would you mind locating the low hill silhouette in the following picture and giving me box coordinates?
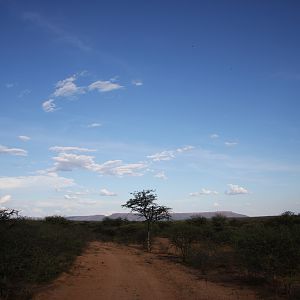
[67,211,247,221]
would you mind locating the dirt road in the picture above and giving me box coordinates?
[34,241,257,300]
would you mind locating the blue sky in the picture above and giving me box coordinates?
[0,0,299,217]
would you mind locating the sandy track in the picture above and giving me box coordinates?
[34,241,257,300]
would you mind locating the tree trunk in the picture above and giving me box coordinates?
[147,221,151,252]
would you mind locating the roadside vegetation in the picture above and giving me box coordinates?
[167,212,300,299]
[1,204,300,299]
[0,210,92,299]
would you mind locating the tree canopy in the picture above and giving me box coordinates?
[122,189,171,251]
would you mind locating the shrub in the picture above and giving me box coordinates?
[117,223,147,246]
[0,218,91,299]
[234,223,300,295]
[187,216,208,226]
[168,223,199,261]
[187,247,211,274]
[211,214,228,231]
[44,215,70,225]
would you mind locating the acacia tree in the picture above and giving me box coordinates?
[122,189,171,252]
[0,208,19,222]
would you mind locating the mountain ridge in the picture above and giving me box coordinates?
[67,211,247,221]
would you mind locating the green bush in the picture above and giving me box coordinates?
[168,223,200,261]
[234,222,300,295]
[187,216,208,226]
[186,247,211,274]
[0,218,91,299]
[44,215,70,225]
[117,223,147,246]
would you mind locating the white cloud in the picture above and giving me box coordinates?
[50,152,147,177]
[100,188,117,196]
[210,133,219,139]
[42,74,124,112]
[53,75,85,97]
[213,202,220,208]
[148,146,194,162]
[0,174,74,190]
[51,153,96,172]
[64,190,90,196]
[18,135,31,142]
[0,195,12,204]
[132,79,143,86]
[88,80,123,92]
[42,99,57,112]
[189,188,219,196]
[189,192,198,196]
[225,184,249,195]
[154,171,167,180]
[87,123,102,128]
[64,194,77,200]
[50,146,96,153]
[147,150,175,161]
[0,145,27,156]
[5,83,14,88]
[107,162,146,176]
[225,141,238,147]
[176,145,195,153]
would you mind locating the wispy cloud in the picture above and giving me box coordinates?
[210,133,219,139]
[87,123,102,128]
[100,188,117,196]
[147,150,175,161]
[176,145,194,153]
[23,12,91,52]
[5,83,14,88]
[42,99,57,112]
[48,152,147,177]
[18,135,31,142]
[49,146,96,153]
[0,174,74,190]
[0,194,11,205]
[106,162,146,177]
[0,145,27,156]
[132,79,143,86]
[154,171,167,180]
[88,80,123,92]
[64,194,78,200]
[225,184,249,195]
[189,188,218,196]
[147,145,194,161]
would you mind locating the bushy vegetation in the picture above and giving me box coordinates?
[233,213,300,297]
[1,208,300,299]
[166,212,300,299]
[0,210,92,300]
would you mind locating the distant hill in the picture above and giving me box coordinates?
[67,211,247,221]
[67,214,106,221]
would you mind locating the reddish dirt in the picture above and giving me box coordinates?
[34,241,258,300]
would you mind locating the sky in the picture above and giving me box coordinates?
[0,0,300,217]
